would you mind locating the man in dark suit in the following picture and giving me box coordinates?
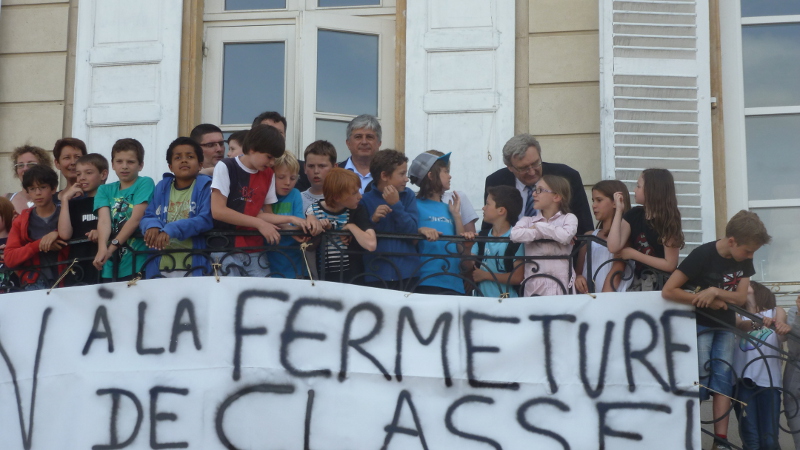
[338,114,382,193]
[483,134,593,234]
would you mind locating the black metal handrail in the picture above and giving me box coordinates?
[3,229,800,447]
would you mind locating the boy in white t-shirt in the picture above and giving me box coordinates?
[301,140,337,212]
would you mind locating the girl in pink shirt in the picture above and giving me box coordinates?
[510,175,578,296]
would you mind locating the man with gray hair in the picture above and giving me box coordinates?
[482,134,592,234]
[338,114,382,193]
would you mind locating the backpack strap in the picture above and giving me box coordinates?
[478,229,520,274]
[502,241,522,274]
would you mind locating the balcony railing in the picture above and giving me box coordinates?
[1,230,799,448]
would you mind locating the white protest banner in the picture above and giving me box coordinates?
[0,278,700,449]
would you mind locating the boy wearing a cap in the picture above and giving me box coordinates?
[410,150,467,295]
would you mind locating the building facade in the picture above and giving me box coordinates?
[0,0,797,285]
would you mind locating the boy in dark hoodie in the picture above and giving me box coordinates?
[140,137,213,278]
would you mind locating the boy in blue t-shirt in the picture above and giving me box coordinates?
[140,137,213,278]
[93,139,155,281]
[467,185,525,297]
[267,151,313,278]
[359,150,419,290]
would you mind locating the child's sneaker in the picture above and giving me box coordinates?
[711,439,734,450]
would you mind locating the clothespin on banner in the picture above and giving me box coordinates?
[127,273,142,287]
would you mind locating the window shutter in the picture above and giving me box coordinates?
[72,0,183,181]
[600,0,715,255]
[405,0,515,208]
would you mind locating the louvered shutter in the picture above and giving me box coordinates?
[72,0,183,181]
[600,0,715,255]
[405,0,515,209]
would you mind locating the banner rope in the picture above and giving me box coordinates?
[47,258,78,295]
[212,261,221,283]
[693,382,746,406]
[300,243,315,286]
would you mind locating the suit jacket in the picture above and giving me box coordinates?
[482,162,593,235]
[295,159,311,192]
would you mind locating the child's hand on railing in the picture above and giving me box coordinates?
[575,274,588,294]
[419,227,442,242]
[39,231,67,252]
[775,320,792,335]
[305,215,324,236]
[692,287,720,308]
[85,230,99,243]
[461,231,476,240]
[144,228,161,249]
[257,222,281,245]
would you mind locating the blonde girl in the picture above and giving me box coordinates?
[575,180,633,293]
[510,174,578,296]
[607,168,684,290]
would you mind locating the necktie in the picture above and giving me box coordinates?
[525,185,537,217]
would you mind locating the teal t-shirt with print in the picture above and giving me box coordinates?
[94,176,155,278]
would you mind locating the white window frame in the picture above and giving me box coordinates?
[202,24,298,149]
[202,4,395,158]
[299,12,395,155]
[720,0,800,214]
[304,0,395,14]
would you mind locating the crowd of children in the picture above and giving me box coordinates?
[0,123,796,448]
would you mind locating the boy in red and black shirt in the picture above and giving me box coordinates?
[5,165,69,290]
[210,124,309,277]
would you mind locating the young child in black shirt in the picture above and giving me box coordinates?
[607,168,684,290]
[58,153,108,285]
[662,210,771,449]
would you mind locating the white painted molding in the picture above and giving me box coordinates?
[405,0,515,209]
[72,0,184,182]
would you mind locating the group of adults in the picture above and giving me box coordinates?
[7,110,593,234]
[189,111,382,194]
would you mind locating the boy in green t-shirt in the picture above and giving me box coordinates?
[93,138,155,281]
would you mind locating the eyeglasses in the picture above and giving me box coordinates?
[200,141,225,149]
[512,160,542,174]
[533,186,555,195]
[14,162,38,170]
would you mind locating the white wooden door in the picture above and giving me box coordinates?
[600,0,715,256]
[405,0,515,209]
[72,0,184,182]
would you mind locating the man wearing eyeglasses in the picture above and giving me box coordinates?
[190,123,226,171]
[482,134,593,234]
